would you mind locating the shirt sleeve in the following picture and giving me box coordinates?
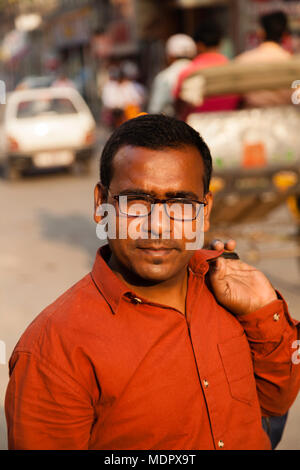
[148,75,171,114]
[237,292,300,417]
[173,69,186,99]
[5,350,95,450]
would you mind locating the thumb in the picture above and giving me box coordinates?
[209,256,226,277]
[209,257,228,294]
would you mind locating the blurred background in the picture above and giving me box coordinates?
[1,0,300,450]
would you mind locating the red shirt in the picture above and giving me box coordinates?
[174,52,240,118]
[5,246,300,450]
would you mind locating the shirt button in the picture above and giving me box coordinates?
[203,379,209,388]
[218,440,224,448]
[273,313,280,321]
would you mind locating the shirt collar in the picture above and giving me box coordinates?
[91,244,132,314]
[188,248,224,275]
[91,244,224,314]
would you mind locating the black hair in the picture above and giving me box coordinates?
[193,20,223,48]
[100,114,212,195]
[260,11,288,43]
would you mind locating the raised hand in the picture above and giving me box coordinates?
[208,239,277,316]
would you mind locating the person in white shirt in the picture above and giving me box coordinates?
[148,34,197,116]
[101,63,146,128]
[101,64,146,110]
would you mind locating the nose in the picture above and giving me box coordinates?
[147,203,171,239]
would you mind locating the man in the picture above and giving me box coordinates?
[235,11,292,107]
[101,63,146,129]
[148,34,197,115]
[5,114,300,450]
[173,21,240,119]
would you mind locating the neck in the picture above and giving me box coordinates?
[198,46,219,55]
[109,254,189,314]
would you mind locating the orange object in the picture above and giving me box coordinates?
[272,171,298,192]
[5,246,300,450]
[136,112,148,117]
[7,135,19,152]
[242,141,266,168]
[124,104,142,120]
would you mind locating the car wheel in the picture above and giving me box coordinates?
[2,161,21,181]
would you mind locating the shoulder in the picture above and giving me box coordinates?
[152,68,171,86]
[235,44,291,63]
[12,272,113,357]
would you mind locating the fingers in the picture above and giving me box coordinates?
[210,238,236,252]
[224,239,236,251]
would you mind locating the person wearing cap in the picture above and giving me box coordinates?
[148,34,197,115]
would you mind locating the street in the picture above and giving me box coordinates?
[0,145,300,450]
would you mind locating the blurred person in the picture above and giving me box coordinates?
[100,65,124,128]
[96,62,110,99]
[235,11,292,107]
[101,63,146,129]
[173,20,240,120]
[148,34,197,115]
[121,60,147,119]
[52,68,77,89]
[5,114,300,450]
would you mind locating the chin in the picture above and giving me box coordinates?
[131,262,180,283]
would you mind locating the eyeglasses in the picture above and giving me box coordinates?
[108,192,207,221]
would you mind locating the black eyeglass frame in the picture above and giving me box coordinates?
[107,191,208,221]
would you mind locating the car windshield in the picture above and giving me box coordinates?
[16,97,78,118]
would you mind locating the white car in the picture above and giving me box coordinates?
[0,86,96,180]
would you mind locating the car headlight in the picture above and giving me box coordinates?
[84,129,95,145]
[7,135,19,152]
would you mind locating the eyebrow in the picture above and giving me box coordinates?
[117,189,200,200]
[118,189,156,197]
[165,191,200,200]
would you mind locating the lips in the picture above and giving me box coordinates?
[136,244,178,258]
[138,246,174,251]
[136,241,179,251]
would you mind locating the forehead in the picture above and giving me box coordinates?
[110,145,205,195]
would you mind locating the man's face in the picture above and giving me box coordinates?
[94,145,213,283]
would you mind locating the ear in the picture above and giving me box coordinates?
[94,183,108,223]
[203,191,213,233]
